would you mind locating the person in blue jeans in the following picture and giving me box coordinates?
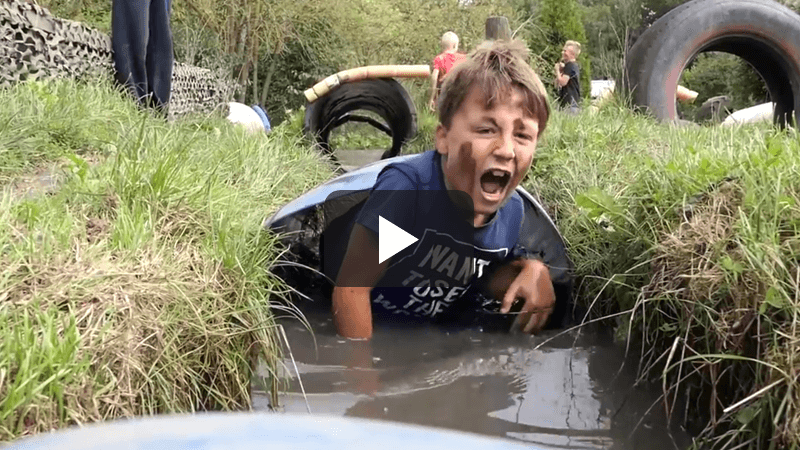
[112,0,173,112]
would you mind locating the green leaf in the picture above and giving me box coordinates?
[763,286,788,311]
[66,153,89,182]
[659,322,677,333]
[777,195,795,209]
[720,255,744,276]
[575,187,622,219]
[736,404,758,425]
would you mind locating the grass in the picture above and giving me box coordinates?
[529,98,799,449]
[2,74,799,449]
[0,77,332,441]
[0,80,131,185]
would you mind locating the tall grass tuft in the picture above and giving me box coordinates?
[530,101,799,449]
[0,78,332,441]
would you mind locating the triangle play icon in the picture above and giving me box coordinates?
[378,215,419,264]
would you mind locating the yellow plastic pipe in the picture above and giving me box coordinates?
[304,65,431,103]
[676,85,699,103]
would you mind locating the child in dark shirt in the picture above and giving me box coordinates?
[333,39,554,340]
[554,40,582,114]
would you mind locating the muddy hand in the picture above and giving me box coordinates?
[500,259,555,334]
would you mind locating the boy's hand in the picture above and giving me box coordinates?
[500,259,555,334]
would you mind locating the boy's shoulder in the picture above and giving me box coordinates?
[377,150,443,190]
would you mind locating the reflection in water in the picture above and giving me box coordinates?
[252,312,691,450]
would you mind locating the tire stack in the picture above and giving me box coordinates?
[168,62,238,119]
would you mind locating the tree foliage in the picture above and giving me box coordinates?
[38,0,782,123]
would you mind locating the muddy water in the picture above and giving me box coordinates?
[252,311,692,450]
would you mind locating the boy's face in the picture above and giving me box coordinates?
[435,86,539,227]
[561,45,575,62]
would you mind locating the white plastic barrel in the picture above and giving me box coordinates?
[721,102,775,126]
[227,102,270,134]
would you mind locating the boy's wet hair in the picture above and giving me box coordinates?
[437,39,549,137]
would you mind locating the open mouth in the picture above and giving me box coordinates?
[479,169,511,198]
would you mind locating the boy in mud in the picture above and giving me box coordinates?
[333,39,556,340]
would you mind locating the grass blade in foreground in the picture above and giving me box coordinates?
[529,102,799,449]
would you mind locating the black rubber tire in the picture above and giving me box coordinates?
[303,78,418,161]
[620,0,697,110]
[623,0,800,127]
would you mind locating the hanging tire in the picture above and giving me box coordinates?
[623,0,800,127]
[303,78,418,161]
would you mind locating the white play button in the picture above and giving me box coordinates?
[378,215,418,264]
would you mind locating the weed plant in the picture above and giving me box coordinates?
[532,99,799,449]
[0,78,331,441]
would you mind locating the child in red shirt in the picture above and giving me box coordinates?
[428,32,467,111]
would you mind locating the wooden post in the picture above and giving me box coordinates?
[485,16,510,41]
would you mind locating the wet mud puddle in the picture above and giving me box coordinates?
[252,312,692,450]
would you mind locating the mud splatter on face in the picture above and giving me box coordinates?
[458,141,477,183]
[457,141,478,222]
[439,86,539,227]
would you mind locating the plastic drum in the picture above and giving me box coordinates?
[251,104,272,132]
[7,412,537,450]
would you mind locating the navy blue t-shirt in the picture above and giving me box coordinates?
[355,150,526,321]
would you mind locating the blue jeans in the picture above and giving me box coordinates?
[112,0,174,111]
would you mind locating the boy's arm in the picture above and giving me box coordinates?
[332,223,389,339]
[428,68,440,111]
[555,62,578,88]
[500,258,555,334]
